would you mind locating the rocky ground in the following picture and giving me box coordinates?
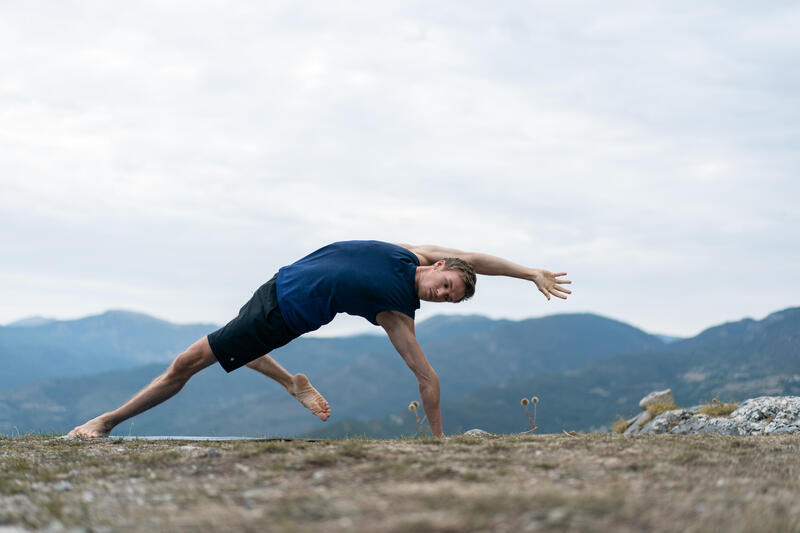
[1,433,799,532]
[624,394,800,436]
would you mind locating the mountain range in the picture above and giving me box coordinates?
[1,307,797,437]
[0,310,216,390]
[309,308,800,437]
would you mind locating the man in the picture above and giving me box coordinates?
[69,241,571,438]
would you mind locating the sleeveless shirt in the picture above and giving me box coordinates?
[275,241,420,335]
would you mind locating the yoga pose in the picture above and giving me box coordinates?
[69,241,571,438]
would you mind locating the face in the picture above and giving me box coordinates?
[419,263,467,303]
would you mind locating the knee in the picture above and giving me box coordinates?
[167,338,215,381]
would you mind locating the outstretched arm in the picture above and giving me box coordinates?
[397,243,572,301]
[376,310,443,437]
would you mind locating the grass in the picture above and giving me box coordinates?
[646,401,679,419]
[1,433,799,532]
[696,398,739,417]
[611,415,632,434]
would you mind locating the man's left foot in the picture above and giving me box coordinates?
[289,374,330,421]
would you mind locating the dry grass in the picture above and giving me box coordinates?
[646,401,679,419]
[1,433,799,532]
[611,415,632,434]
[696,398,739,417]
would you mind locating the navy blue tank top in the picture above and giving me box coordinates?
[275,241,420,335]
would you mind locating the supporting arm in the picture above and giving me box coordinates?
[377,311,443,437]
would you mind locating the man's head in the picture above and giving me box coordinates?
[417,257,476,303]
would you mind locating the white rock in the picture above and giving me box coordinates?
[53,481,73,492]
[464,429,491,437]
[631,395,800,435]
[623,411,651,435]
[639,389,675,410]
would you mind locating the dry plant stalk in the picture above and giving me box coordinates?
[520,396,539,433]
[408,401,429,437]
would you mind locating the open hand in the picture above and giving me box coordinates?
[530,269,572,301]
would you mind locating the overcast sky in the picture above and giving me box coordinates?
[1,1,798,338]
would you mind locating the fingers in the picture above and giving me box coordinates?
[551,285,572,296]
[553,274,571,284]
[543,283,572,300]
[538,287,550,300]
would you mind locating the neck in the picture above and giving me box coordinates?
[414,265,432,292]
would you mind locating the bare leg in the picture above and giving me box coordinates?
[68,337,217,437]
[246,354,330,421]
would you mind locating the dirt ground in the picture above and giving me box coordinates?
[1,433,799,532]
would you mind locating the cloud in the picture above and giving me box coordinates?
[1,2,798,337]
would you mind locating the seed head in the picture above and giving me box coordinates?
[520,398,529,406]
[531,396,539,404]
[408,402,417,411]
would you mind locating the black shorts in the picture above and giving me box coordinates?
[207,274,299,373]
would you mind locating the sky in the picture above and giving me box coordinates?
[1,1,798,338]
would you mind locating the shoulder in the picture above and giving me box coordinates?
[393,243,429,266]
[375,310,415,331]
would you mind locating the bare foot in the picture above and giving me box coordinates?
[289,374,330,421]
[67,416,112,438]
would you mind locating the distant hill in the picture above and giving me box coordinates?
[0,312,664,436]
[309,308,800,438]
[5,316,57,327]
[0,310,218,390]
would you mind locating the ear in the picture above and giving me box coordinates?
[433,259,446,269]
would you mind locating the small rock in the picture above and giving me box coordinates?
[43,521,65,532]
[464,428,491,437]
[546,507,569,525]
[623,411,651,435]
[151,494,174,504]
[639,389,674,410]
[639,409,689,434]
[53,481,73,492]
[312,471,326,481]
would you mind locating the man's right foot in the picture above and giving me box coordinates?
[68,416,112,438]
[289,374,331,421]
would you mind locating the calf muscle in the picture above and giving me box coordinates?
[68,337,216,437]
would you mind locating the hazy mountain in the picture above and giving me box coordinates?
[0,310,218,390]
[5,316,57,327]
[309,307,800,438]
[0,312,664,436]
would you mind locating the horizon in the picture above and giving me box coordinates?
[3,304,796,340]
